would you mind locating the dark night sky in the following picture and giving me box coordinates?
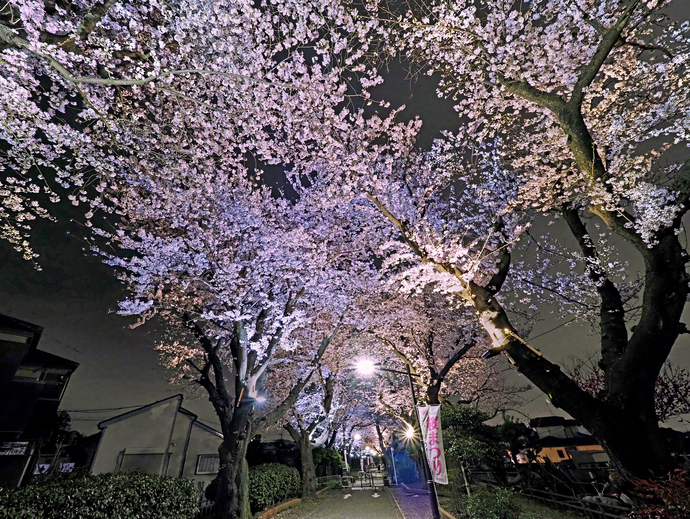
[2,57,690,436]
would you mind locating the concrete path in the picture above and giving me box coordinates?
[273,487,436,519]
[276,487,403,519]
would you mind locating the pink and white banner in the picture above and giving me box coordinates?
[417,405,448,484]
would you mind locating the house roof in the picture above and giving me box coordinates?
[98,394,184,429]
[192,420,223,438]
[97,394,223,438]
[0,314,43,339]
[0,313,78,372]
[25,349,79,371]
[536,435,602,448]
[0,313,43,364]
[529,416,583,428]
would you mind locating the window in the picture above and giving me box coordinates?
[197,455,220,475]
[0,332,30,343]
[14,367,42,381]
[557,449,566,459]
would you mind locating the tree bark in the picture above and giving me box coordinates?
[469,276,676,478]
[285,424,318,502]
[375,424,388,472]
[215,407,253,519]
[299,436,318,501]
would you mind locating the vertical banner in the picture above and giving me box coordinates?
[417,405,448,484]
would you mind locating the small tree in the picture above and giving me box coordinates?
[442,405,510,485]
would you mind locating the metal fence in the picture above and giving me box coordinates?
[316,475,342,489]
[520,487,632,519]
[196,498,215,518]
[469,469,633,519]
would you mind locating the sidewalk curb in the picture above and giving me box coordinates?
[258,498,302,519]
[257,487,331,519]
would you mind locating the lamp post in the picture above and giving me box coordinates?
[356,360,441,519]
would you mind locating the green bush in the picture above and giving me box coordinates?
[466,488,522,519]
[0,471,198,519]
[313,447,344,477]
[248,463,301,513]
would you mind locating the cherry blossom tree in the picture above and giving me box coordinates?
[292,0,690,478]
[0,0,404,263]
[270,330,354,501]
[355,288,528,411]
[0,3,411,514]
[96,165,379,519]
[282,374,336,501]
[7,0,690,485]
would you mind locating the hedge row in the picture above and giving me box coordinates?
[248,463,301,513]
[0,471,198,519]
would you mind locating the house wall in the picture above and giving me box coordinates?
[575,444,605,452]
[182,421,222,495]
[166,412,194,478]
[91,398,180,476]
[537,446,572,463]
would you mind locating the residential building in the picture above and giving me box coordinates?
[528,435,608,465]
[512,416,610,479]
[529,416,590,440]
[0,314,78,488]
[91,394,222,493]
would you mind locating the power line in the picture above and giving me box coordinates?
[527,317,578,342]
[62,405,145,413]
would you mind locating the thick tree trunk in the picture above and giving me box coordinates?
[581,393,672,478]
[299,436,317,501]
[375,424,388,472]
[216,413,252,519]
[468,277,677,478]
[427,383,440,406]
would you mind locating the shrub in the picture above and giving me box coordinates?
[248,463,301,513]
[465,488,522,519]
[313,447,344,477]
[631,469,690,518]
[0,471,198,519]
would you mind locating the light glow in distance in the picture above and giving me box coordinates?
[355,359,376,376]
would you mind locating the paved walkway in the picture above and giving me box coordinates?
[273,487,436,519]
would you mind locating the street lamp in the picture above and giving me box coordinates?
[355,360,442,519]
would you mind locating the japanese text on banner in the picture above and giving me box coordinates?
[417,405,448,484]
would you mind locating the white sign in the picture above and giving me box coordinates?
[0,442,32,456]
[417,406,448,484]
